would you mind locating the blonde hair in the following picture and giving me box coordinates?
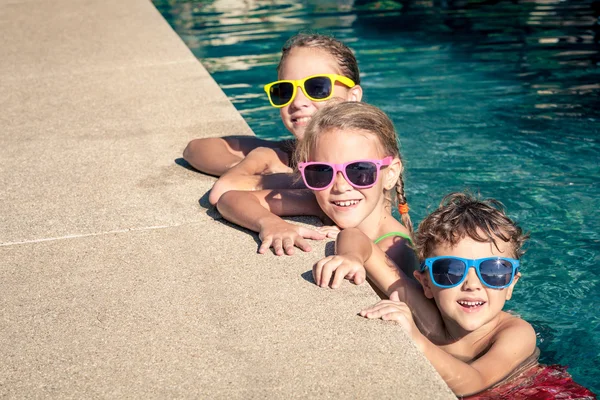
[295,101,412,233]
[277,32,360,84]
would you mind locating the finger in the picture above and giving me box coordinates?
[381,311,409,322]
[272,238,284,256]
[326,230,339,239]
[298,227,326,240]
[320,259,341,288]
[317,225,340,232]
[330,264,349,289]
[361,306,396,319]
[315,226,339,235]
[258,236,272,254]
[390,290,400,302]
[313,258,328,286]
[282,237,295,255]
[359,301,401,317]
[353,268,366,285]
[365,304,410,320]
[294,236,312,253]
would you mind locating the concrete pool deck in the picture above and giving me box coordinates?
[0,0,454,398]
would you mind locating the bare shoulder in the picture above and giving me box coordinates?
[493,312,537,348]
[374,220,416,278]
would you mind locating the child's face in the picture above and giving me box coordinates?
[278,47,362,139]
[415,234,520,334]
[309,129,399,231]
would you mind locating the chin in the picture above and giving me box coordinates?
[330,216,362,230]
[291,127,306,139]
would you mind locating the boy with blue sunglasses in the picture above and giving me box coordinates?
[351,192,593,397]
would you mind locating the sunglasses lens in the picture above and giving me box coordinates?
[304,76,332,99]
[479,259,514,287]
[431,259,466,287]
[303,164,334,189]
[345,162,378,187]
[269,82,294,106]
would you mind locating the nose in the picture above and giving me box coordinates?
[331,171,352,192]
[461,267,483,291]
[289,85,311,109]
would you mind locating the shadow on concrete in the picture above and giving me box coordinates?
[197,191,223,220]
[301,270,315,285]
[174,157,197,172]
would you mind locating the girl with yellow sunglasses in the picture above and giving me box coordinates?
[183,33,363,207]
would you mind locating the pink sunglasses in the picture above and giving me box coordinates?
[298,156,393,190]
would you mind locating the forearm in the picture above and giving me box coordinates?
[184,136,286,176]
[216,190,285,233]
[208,147,299,205]
[335,228,373,262]
[262,189,322,217]
[417,337,489,396]
[217,189,321,231]
[346,233,443,333]
[183,138,243,176]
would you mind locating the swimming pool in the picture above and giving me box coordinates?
[154,0,600,393]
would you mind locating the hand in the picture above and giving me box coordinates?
[359,291,418,336]
[259,220,326,256]
[312,254,366,289]
[315,225,340,239]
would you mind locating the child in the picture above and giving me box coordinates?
[217,101,418,281]
[182,32,363,205]
[356,192,595,398]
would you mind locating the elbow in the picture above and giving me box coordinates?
[208,178,230,206]
[208,187,224,206]
[215,190,237,216]
[182,139,200,165]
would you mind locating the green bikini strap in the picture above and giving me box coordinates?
[373,231,413,245]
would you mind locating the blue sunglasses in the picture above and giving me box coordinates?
[420,256,520,289]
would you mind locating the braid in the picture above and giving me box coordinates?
[395,172,413,235]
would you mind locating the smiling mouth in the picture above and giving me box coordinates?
[332,200,360,207]
[292,116,311,125]
[457,300,486,309]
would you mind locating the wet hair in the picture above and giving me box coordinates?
[414,192,529,261]
[276,32,360,84]
[295,101,412,233]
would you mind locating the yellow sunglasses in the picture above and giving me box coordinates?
[263,74,356,108]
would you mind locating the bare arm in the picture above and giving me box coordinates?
[183,136,287,177]
[416,318,537,396]
[208,147,303,205]
[216,189,326,255]
[337,228,442,335]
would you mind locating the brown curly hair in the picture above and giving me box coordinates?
[414,192,529,261]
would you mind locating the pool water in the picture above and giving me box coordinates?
[154,0,600,393]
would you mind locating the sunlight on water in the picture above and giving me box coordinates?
[155,0,600,392]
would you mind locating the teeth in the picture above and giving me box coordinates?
[334,200,359,207]
[458,300,485,307]
[295,117,311,123]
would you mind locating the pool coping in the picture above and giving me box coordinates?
[0,0,455,398]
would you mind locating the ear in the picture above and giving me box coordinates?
[505,272,521,300]
[413,270,435,299]
[383,157,402,191]
[347,84,363,102]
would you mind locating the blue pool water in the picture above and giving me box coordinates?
[154,0,600,392]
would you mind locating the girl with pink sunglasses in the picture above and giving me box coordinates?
[217,101,418,286]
